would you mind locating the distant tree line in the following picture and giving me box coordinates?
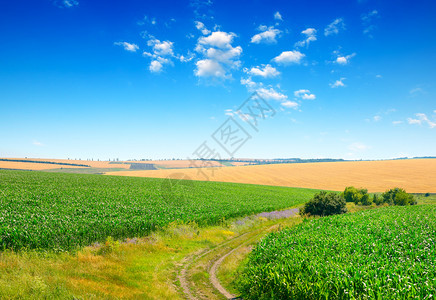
[0,159,90,168]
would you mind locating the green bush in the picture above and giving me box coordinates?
[382,188,417,206]
[301,191,347,216]
[343,186,368,204]
[373,194,383,205]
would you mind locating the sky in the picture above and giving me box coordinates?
[0,0,435,160]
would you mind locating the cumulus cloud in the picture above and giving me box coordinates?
[195,31,242,79]
[294,89,316,100]
[281,100,299,109]
[240,77,258,89]
[147,38,174,56]
[149,60,163,72]
[251,26,281,44]
[142,36,176,73]
[274,11,283,21]
[324,18,345,36]
[114,42,139,52]
[257,87,288,101]
[195,21,211,35]
[330,78,346,88]
[295,28,317,48]
[407,113,436,128]
[273,50,305,65]
[239,77,295,109]
[245,64,280,78]
[392,121,403,125]
[335,53,356,65]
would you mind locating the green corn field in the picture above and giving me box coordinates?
[0,170,318,251]
[238,204,436,299]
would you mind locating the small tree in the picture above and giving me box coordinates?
[301,191,347,217]
[382,188,417,206]
[360,193,373,206]
[373,194,383,205]
[343,186,369,205]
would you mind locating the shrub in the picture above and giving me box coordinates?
[425,192,430,197]
[382,188,417,206]
[301,191,347,216]
[343,186,368,204]
[360,193,373,206]
[373,194,383,205]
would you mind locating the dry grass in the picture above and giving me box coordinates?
[0,161,88,171]
[106,159,436,193]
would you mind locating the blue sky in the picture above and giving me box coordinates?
[0,0,435,160]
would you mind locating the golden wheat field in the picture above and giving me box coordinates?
[106,159,436,193]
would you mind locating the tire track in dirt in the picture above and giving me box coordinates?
[177,232,250,299]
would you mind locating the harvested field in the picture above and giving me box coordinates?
[106,159,436,193]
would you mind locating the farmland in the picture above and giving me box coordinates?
[0,170,318,251]
[238,205,436,299]
[107,158,436,193]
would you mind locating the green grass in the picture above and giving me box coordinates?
[238,205,436,299]
[0,170,319,251]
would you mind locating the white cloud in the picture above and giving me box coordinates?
[178,52,195,62]
[240,77,258,89]
[195,31,242,79]
[361,10,379,37]
[273,50,305,65]
[54,0,78,8]
[143,36,176,73]
[335,53,356,65]
[294,89,316,100]
[281,100,299,109]
[274,11,283,21]
[257,87,288,101]
[376,74,382,78]
[392,121,403,125]
[245,64,280,78]
[330,78,346,88]
[137,15,157,26]
[348,142,369,152]
[149,60,163,73]
[295,28,317,48]
[407,113,436,128]
[114,42,139,52]
[195,21,211,35]
[373,115,381,122]
[324,18,345,36]
[251,26,281,44]
[147,39,174,56]
[198,31,235,48]
[195,59,226,78]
